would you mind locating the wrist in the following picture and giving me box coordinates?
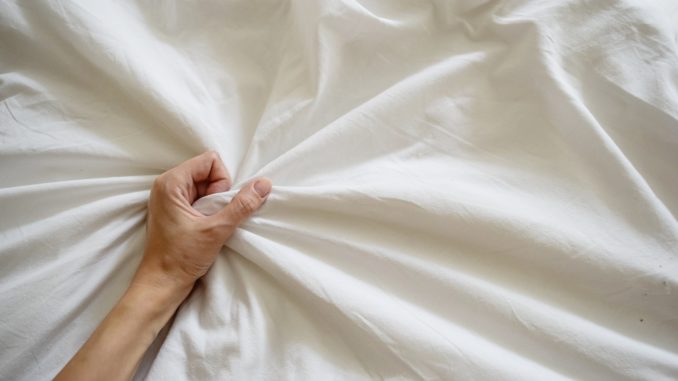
[123,277,189,330]
[129,270,193,309]
[134,247,198,299]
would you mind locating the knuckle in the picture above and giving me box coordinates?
[202,223,223,240]
[205,150,219,161]
[234,195,258,215]
[152,174,171,193]
[152,175,165,192]
[213,218,236,237]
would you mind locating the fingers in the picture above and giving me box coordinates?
[181,151,232,196]
[210,178,272,235]
[160,151,231,204]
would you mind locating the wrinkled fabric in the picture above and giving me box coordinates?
[1,1,678,380]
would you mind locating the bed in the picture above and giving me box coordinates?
[1,0,677,380]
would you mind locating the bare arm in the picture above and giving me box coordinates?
[55,151,272,381]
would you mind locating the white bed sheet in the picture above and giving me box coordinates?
[1,1,678,380]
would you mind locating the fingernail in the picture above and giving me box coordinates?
[253,179,272,197]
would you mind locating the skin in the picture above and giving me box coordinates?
[55,151,272,381]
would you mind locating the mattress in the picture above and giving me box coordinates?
[1,1,677,380]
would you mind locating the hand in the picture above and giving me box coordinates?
[55,151,271,381]
[134,150,272,297]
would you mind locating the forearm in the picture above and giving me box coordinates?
[55,277,188,381]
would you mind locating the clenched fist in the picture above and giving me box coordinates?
[135,150,272,295]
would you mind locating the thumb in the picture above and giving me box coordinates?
[214,178,272,231]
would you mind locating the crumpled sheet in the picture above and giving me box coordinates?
[1,0,678,380]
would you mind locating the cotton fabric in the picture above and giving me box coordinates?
[1,1,677,380]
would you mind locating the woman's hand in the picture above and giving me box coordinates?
[135,150,272,298]
[55,151,271,381]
